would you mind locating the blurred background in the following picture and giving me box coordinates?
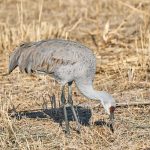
[0,0,149,52]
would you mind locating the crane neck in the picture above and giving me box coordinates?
[75,80,116,115]
[75,81,108,103]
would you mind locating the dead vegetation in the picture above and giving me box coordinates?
[0,0,150,149]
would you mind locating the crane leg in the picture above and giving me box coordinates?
[61,86,70,134]
[68,82,80,133]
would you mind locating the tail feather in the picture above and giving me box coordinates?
[8,47,21,74]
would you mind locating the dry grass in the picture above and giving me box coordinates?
[0,0,150,149]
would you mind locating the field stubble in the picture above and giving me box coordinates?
[0,0,150,149]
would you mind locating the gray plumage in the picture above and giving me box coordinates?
[9,39,116,133]
[9,39,95,85]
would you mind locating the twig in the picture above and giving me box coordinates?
[116,102,150,107]
[92,102,150,109]
[1,73,10,76]
[90,34,98,48]
[116,0,150,17]
[109,2,144,36]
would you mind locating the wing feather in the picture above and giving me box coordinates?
[17,47,77,74]
[34,54,77,74]
[9,39,86,75]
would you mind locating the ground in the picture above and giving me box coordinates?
[0,0,150,149]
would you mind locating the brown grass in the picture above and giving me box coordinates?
[0,0,150,149]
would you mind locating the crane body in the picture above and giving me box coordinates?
[9,39,116,133]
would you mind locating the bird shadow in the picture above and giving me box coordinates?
[11,106,112,132]
[94,120,114,133]
[13,106,92,126]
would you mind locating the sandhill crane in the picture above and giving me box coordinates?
[8,39,116,134]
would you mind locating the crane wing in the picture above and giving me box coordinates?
[16,41,77,74]
[9,39,91,75]
[34,53,76,74]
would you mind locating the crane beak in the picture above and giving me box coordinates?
[109,106,115,133]
[109,112,114,122]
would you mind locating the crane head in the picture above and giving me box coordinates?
[102,99,116,133]
[99,92,116,127]
[109,106,115,122]
[103,103,116,122]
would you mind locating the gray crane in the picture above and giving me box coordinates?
[8,39,116,134]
